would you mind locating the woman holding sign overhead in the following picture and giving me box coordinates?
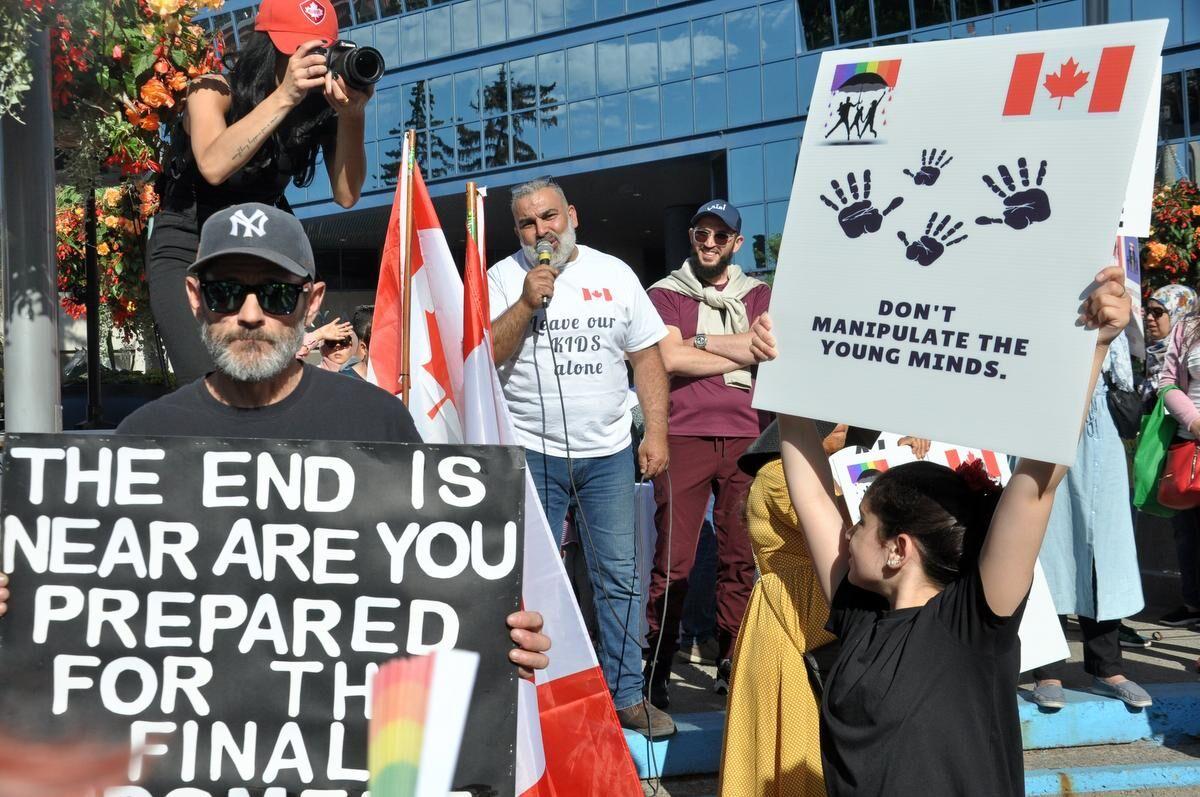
[747,265,1130,797]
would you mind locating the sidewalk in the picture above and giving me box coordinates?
[639,609,1200,796]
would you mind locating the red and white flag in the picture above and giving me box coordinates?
[1002,45,1135,117]
[368,134,463,443]
[372,159,642,794]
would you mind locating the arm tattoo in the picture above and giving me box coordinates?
[231,112,283,163]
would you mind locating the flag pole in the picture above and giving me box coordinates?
[400,129,417,405]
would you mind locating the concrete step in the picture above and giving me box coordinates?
[626,683,1200,780]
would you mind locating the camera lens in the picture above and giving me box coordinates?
[332,45,385,91]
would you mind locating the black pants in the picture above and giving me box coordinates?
[1031,565,1122,680]
[1172,506,1200,607]
[147,211,213,385]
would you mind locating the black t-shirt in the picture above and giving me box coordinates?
[117,364,421,443]
[821,570,1026,797]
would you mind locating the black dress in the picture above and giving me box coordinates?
[820,570,1027,797]
[147,92,335,385]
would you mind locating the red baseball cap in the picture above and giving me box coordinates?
[254,0,339,55]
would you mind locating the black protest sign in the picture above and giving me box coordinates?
[0,433,524,797]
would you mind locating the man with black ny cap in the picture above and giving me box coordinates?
[118,202,551,675]
[643,200,772,706]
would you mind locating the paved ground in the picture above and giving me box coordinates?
[639,607,1200,796]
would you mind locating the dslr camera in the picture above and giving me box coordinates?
[314,40,385,92]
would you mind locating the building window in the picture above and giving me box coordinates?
[874,0,911,36]
[913,0,951,28]
[799,0,834,50]
[836,0,871,44]
[955,0,995,19]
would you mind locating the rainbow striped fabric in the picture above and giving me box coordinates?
[831,59,902,91]
[847,460,890,484]
[369,655,433,797]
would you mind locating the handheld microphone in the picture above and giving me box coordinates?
[536,239,555,308]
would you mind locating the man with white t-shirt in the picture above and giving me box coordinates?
[488,177,675,737]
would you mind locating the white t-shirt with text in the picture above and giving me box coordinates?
[487,244,667,458]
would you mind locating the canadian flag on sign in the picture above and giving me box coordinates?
[582,288,613,302]
[1002,45,1135,117]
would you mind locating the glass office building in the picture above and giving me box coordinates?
[200,0,1200,286]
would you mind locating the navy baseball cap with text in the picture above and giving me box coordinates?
[188,203,317,281]
[690,200,741,232]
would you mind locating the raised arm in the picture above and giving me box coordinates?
[751,314,848,601]
[978,264,1131,617]
[187,41,329,186]
[321,75,373,208]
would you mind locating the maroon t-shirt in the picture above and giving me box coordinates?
[649,282,773,438]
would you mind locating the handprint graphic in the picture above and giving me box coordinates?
[903,148,953,186]
[819,169,904,239]
[897,212,968,266]
[975,158,1051,230]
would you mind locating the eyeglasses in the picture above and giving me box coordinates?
[199,280,310,316]
[1146,306,1168,319]
[692,228,736,246]
[322,337,352,348]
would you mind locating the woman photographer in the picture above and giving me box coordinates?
[149,0,372,384]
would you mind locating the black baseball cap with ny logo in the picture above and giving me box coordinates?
[188,202,317,281]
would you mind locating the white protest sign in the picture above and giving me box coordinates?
[754,21,1166,465]
[1118,56,1162,238]
[829,445,1067,672]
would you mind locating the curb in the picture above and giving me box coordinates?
[626,683,1200,779]
[1024,761,1200,794]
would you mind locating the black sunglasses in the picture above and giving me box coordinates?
[200,280,311,316]
[692,228,736,246]
[1146,306,1168,319]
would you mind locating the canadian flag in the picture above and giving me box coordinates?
[582,288,613,302]
[368,137,463,443]
[373,141,642,795]
[1002,45,1135,116]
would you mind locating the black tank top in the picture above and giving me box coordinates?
[157,90,335,227]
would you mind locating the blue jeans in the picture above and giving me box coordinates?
[526,446,643,710]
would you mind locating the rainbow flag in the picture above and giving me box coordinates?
[369,649,479,797]
[848,460,890,484]
[369,655,432,797]
[831,59,902,91]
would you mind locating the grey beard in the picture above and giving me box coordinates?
[688,253,730,284]
[200,321,306,383]
[523,223,577,270]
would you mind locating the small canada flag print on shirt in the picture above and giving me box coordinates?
[300,0,327,25]
[1002,45,1135,118]
[582,288,613,302]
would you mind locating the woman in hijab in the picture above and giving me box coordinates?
[1143,284,1197,407]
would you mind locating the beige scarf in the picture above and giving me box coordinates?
[651,260,764,389]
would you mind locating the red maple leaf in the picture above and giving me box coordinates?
[1043,57,1089,110]
[421,310,456,420]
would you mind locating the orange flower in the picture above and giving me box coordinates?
[139,77,173,109]
[104,215,121,228]
[101,187,122,207]
[125,105,161,131]
[96,242,110,256]
[168,71,188,92]
[154,58,171,75]
[1191,204,1200,216]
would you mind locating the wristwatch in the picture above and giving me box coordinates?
[693,334,708,350]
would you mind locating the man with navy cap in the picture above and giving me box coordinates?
[117,202,551,675]
[643,199,771,706]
